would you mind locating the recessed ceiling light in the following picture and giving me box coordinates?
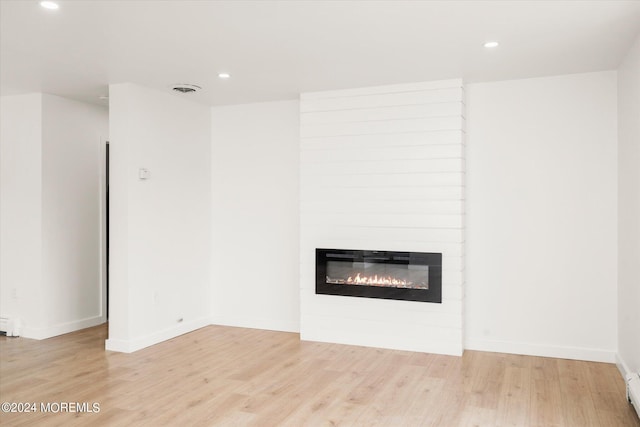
[40,1,59,10]
[218,73,231,79]
[484,41,499,48]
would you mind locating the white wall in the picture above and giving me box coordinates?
[300,80,466,356]
[0,93,108,338]
[466,71,618,362]
[0,94,43,334]
[106,83,212,352]
[617,34,640,375]
[210,100,300,332]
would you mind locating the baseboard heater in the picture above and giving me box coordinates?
[628,373,640,419]
[0,317,21,337]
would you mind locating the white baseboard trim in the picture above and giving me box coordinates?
[21,315,106,340]
[105,317,210,353]
[104,337,132,353]
[465,338,616,363]
[617,353,633,378]
[210,315,299,334]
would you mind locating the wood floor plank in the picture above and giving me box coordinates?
[495,365,531,426]
[530,356,564,427]
[1,324,638,427]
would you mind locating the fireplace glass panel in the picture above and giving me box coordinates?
[325,260,428,289]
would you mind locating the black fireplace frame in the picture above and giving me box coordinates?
[316,248,442,303]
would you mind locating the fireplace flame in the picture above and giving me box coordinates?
[347,273,408,286]
[325,273,427,289]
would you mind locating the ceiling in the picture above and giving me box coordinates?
[1,0,639,107]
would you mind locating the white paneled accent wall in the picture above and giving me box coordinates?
[300,80,465,356]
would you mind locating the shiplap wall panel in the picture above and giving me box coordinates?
[300,79,465,356]
[301,79,463,99]
[302,184,464,201]
[301,117,463,138]
[301,88,463,112]
[301,102,463,125]
[302,308,464,330]
[301,226,464,244]
[302,130,463,150]
[302,172,464,188]
[303,158,464,175]
[302,213,464,229]
[301,144,463,162]
[300,225,465,241]
[301,199,464,215]
[300,290,464,316]
[306,315,463,340]
[302,305,464,328]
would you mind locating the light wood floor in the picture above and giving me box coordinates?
[1,324,638,427]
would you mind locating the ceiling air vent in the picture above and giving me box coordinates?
[172,84,201,94]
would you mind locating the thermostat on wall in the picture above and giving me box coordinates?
[139,168,150,180]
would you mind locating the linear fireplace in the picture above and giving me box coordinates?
[316,249,442,303]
